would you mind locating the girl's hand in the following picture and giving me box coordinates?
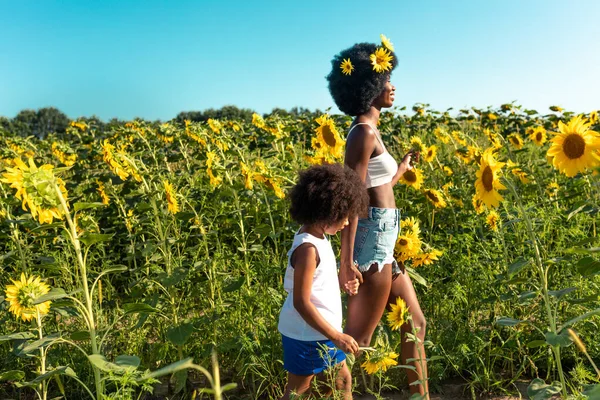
[333,333,359,354]
[344,278,360,296]
[339,262,363,295]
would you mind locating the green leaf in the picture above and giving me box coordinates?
[115,355,141,369]
[87,354,127,373]
[577,257,600,276]
[221,382,238,392]
[79,233,113,246]
[406,267,428,287]
[559,307,600,332]
[138,358,195,381]
[545,331,572,347]
[74,202,106,212]
[170,369,187,394]
[518,291,537,303]
[507,258,529,277]
[166,322,194,346]
[223,276,245,293]
[0,332,35,342]
[33,288,68,304]
[15,366,76,388]
[495,317,523,326]
[70,331,91,341]
[527,378,562,400]
[123,303,158,315]
[548,287,576,299]
[526,340,547,348]
[0,370,25,381]
[582,384,600,399]
[567,202,594,220]
[17,334,61,355]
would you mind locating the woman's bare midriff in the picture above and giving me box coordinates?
[367,184,396,209]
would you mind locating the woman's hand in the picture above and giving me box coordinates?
[332,332,359,354]
[398,150,419,175]
[339,262,363,295]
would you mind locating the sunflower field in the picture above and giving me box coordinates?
[1,104,599,399]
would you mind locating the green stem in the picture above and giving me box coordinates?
[505,179,567,398]
[36,311,47,400]
[54,184,103,397]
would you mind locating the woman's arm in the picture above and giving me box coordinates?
[339,125,376,289]
[292,244,359,354]
[390,151,414,186]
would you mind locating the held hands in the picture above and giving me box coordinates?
[333,332,360,355]
[339,262,363,296]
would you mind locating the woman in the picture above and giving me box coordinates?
[326,40,429,398]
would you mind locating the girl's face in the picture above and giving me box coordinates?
[372,77,396,109]
[324,217,349,235]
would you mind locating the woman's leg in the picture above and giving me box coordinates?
[389,271,429,398]
[345,263,392,347]
[280,373,314,400]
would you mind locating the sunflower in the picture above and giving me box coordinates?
[412,249,443,267]
[263,177,286,199]
[486,210,500,232]
[508,134,524,150]
[1,157,69,224]
[340,58,354,76]
[5,273,52,322]
[387,297,409,330]
[423,188,447,208]
[312,114,345,159]
[424,145,437,163]
[400,217,421,236]
[590,110,598,124]
[487,113,498,121]
[546,182,559,198]
[529,127,547,146]
[550,105,564,113]
[399,167,424,190]
[484,128,503,150]
[474,148,506,208]
[163,180,180,214]
[546,115,600,177]
[409,136,426,153]
[207,118,222,134]
[361,350,398,374]
[380,34,395,52]
[369,47,393,73]
[434,127,451,144]
[451,131,467,146]
[472,195,485,214]
[252,113,266,129]
[240,161,254,190]
[511,168,531,184]
[394,232,422,262]
[443,166,453,176]
[207,168,222,187]
[96,181,110,205]
[468,145,482,164]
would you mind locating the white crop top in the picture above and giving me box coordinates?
[348,123,398,188]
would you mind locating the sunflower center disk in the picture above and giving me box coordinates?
[403,170,416,183]
[562,134,585,159]
[482,166,494,191]
[322,126,337,147]
[426,191,439,202]
[536,133,542,141]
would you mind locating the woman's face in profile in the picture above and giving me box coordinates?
[373,77,396,109]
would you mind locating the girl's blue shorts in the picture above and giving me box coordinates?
[281,334,346,376]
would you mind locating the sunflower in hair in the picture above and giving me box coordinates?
[370,47,393,73]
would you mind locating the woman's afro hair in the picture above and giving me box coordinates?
[326,42,398,116]
[289,163,369,226]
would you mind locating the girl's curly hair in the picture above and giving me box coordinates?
[289,163,369,226]
[326,42,398,116]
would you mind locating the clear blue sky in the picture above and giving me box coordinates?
[1,0,598,121]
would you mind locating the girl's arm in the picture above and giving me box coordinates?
[292,243,359,354]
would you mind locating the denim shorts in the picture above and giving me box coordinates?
[281,335,346,376]
[354,207,401,275]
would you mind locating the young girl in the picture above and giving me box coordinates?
[278,163,369,400]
